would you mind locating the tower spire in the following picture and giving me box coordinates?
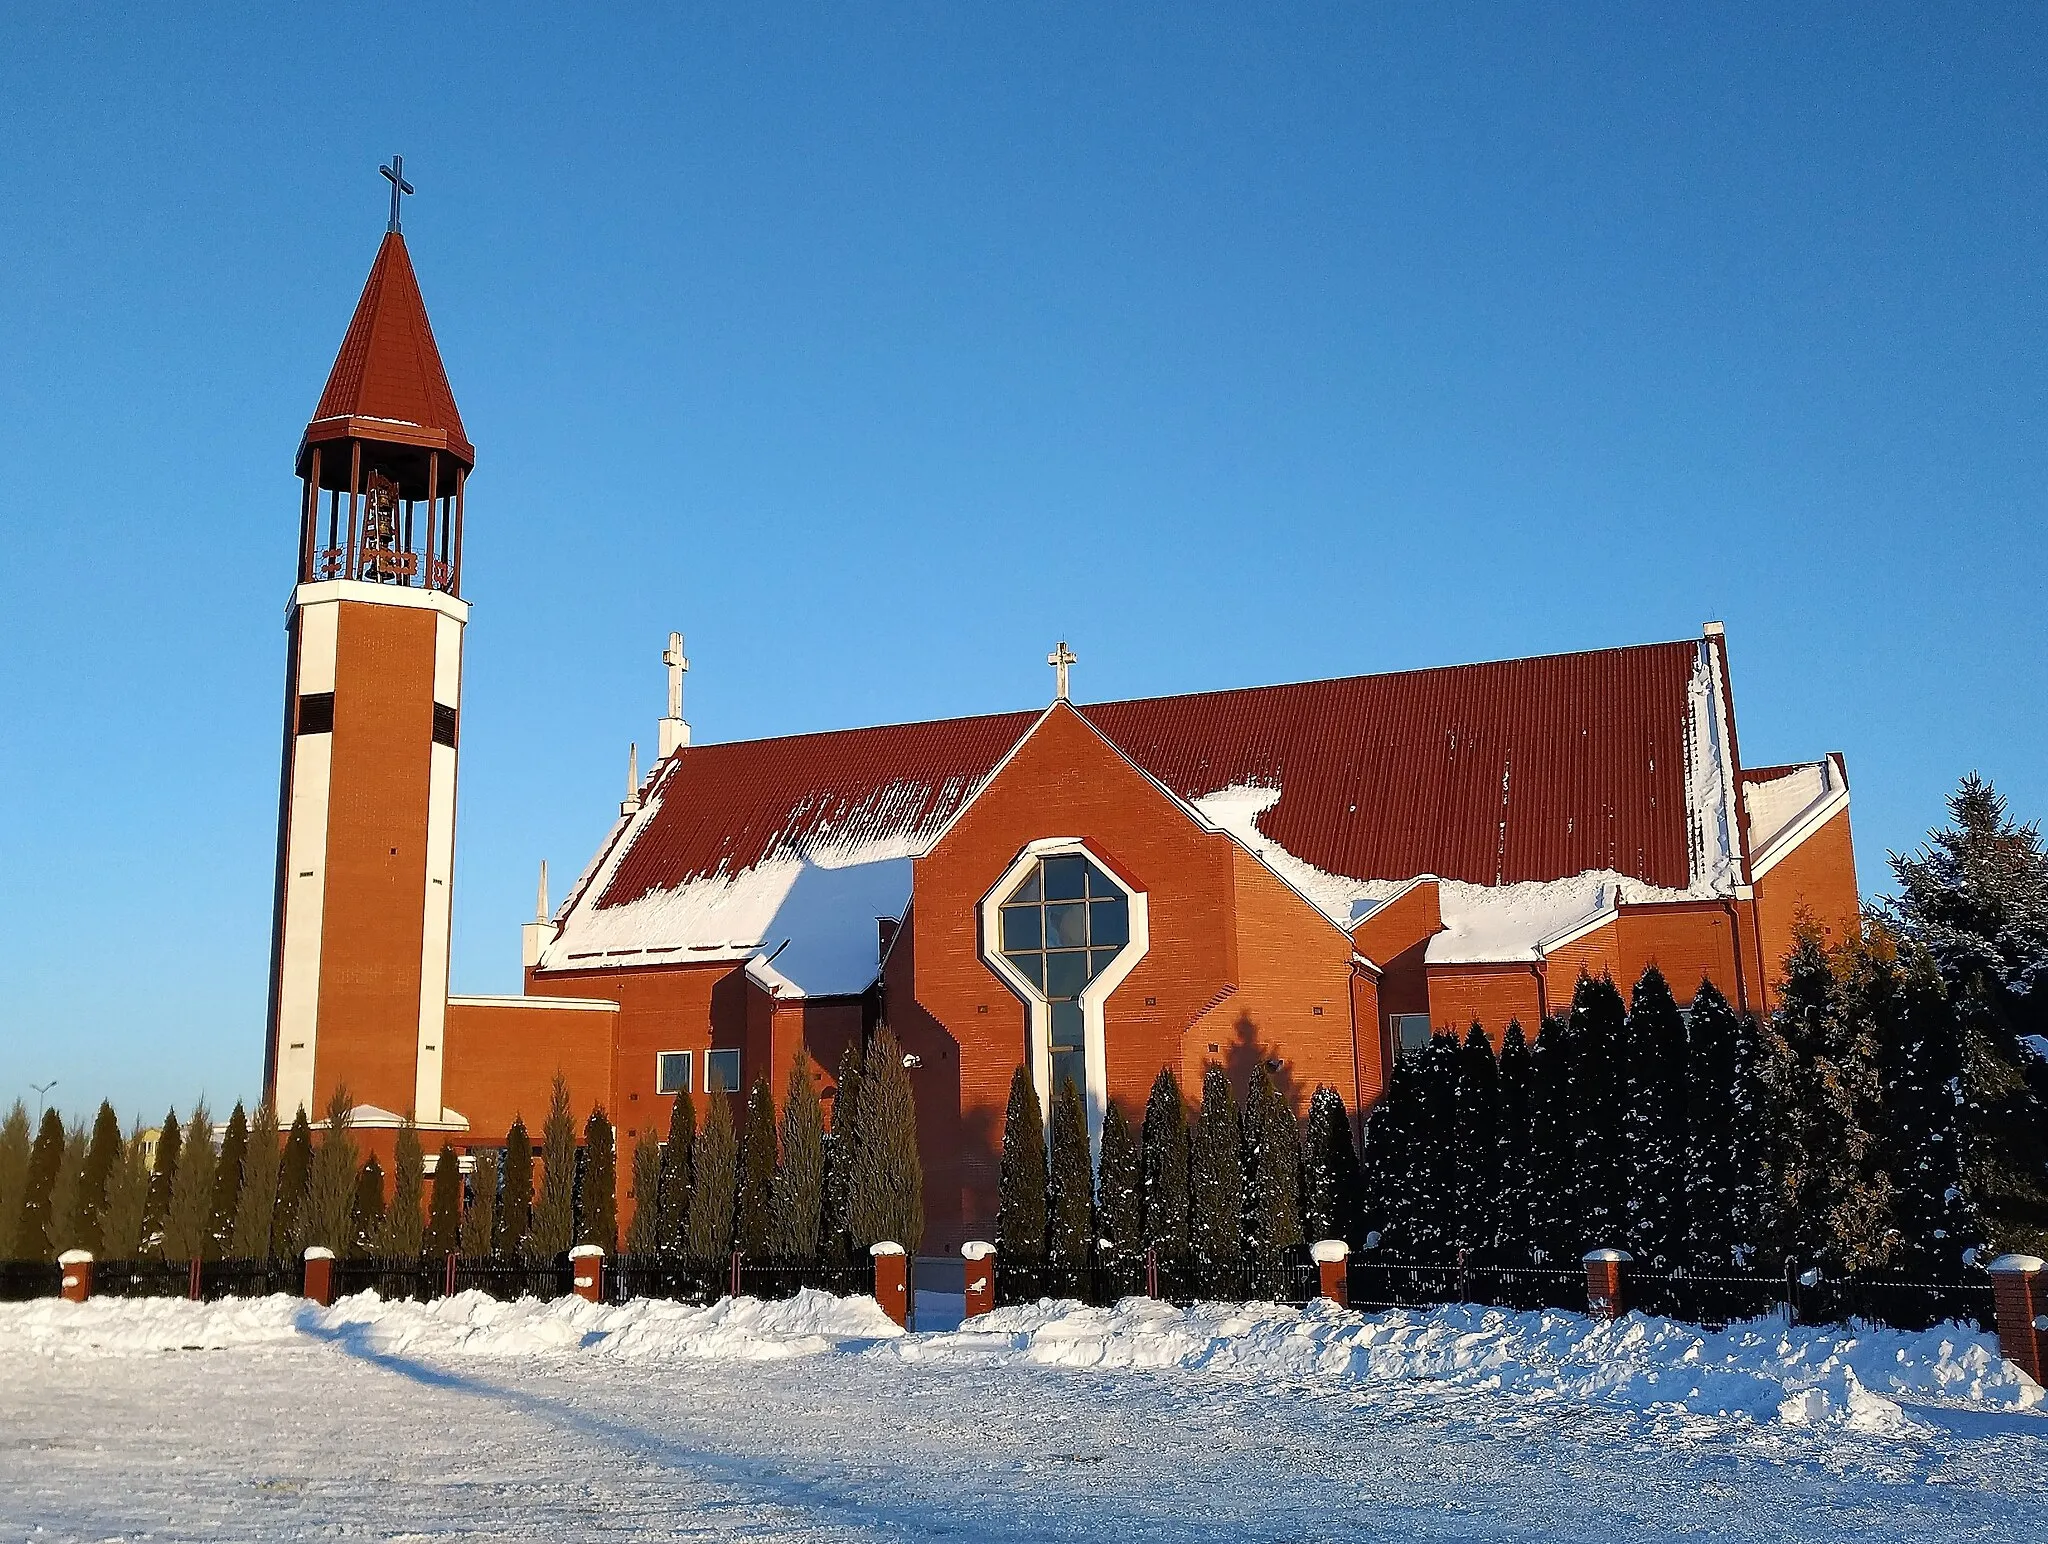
[659,631,691,756]
[621,743,642,816]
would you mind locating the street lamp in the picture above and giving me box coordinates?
[29,1081,57,1123]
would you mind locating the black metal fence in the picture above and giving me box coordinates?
[0,1260,60,1302]
[995,1248,1318,1308]
[455,1257,574,1302]
[92,1259,201,1300]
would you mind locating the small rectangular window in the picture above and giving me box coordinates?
[1392,1013,1432,1057]
[296,692,335,735]
[432,702,458,748]
[656,1051,693,1095]
[705,1048,741,1093]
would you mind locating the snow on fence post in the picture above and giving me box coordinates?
[569,1245,605,1304]
[1988,1254,2046,1383]
[58,1250,92,1303]
[1311,1239,1350,1309]
[303,1247,336,1306]
[871,1241,909,1328]
[1583,1249,1631,1321]
[962,1241,996,1319]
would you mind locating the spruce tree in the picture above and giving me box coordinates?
[1879,942,1981,1276]
[460,1149,499,1260]
[206,1103,249,1259]
[1567,976,1630,1253]
[426,1143,463,1258]
[657,1083,696,1255]
[230,1103,281,1262]
[1190,1065,1243,1266]
[1095,1098,1143,1268]
[100,1124,152,1261]
[271,1106,314,1261]
[1622,968,1690,1267]
[1493,1023,1535,1264]
[848,1027,923,1252]
[624,1128,663,1255]
[770,1055,826,1259]
[530,1075,578,1259]
[0,1101,31,1253]
[499,1118,534,1259]
[349,1157,385,1258]
[11,1109,64,1259]
[161,1103,216,1263]
[685,1083,737,1260]
[1047,1073,1093,1268]
[75,1102,124,1258]
[380,1118,426,1259]
[1450,1026,1502,1259]
[579,1110,618,1254]
[304,1087,359,1255]
[1140,1067,1191,1253]
[733,1081,777,1256]
[1525,1013,1578,1263]
[1301,1085,1361,1248]
[996,1066,1048,1261]
[819,1040,863,1261]
[140,1105,181,1257]
[1681,980,1742,1268]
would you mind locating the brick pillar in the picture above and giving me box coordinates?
[871,1241,909,1328]
[962,1241,996,1319]
[569,1245,605,1304]
[1989,1253,2046,1384]
[1311,1239,1350,1308]
[303,1247,336,1306]
[1583,1248,1631,1321]
[58,1250,92,1303]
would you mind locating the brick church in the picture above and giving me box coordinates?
[265,202,1861,1254]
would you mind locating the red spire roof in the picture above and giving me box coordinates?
[303,232,473,469]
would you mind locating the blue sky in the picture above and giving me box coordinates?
[2,5,2043,1123]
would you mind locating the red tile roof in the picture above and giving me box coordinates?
[305,232,473,465]
[592,638,1715,913]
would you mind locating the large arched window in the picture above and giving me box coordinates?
[981,840,1148,1137]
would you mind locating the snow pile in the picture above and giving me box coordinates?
[909,1297,2042,1430]
[0,1292,311,1356]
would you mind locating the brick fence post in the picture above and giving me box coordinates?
[303,1247,336,1306]
[1583,1248,1631,1321]
[1989,1253,2046,1384]
[1145,1244,1159,1300]
[1311,1239,1350,1308]
[569,1245,605,1304]
[962,1241,996,1320]
[58,1250,92,1303]
[871,1241,909,1328]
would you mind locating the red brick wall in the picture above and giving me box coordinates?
[1424,962,1544,1040]
[1615,902,1745,1006]
[442,999,617,1143]
[1753,806,1860,1000]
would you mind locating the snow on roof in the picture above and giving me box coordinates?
[1743,761,1835,854]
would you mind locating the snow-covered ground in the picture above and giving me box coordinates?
[2,1289,2043,1541]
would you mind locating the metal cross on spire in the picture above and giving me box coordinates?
[1047,639,1078,702]
[381,155,414,233]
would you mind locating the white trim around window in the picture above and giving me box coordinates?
[655,1049,694,1096]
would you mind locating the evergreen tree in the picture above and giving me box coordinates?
[530,1075,578,1260]
[819,1040,863,1261]
[11,1109,64,1259]
[140,1105,181,1256]
[206,1103,250,1259]
[1450,1026,1503,1259]
[848,1027,923,1252]
[1878,941,1982,1275]
[1726,1002,1773,1265]
[271,1106,314,1261]
[625,1128,663,1255]
[498,1119,534,1260]
[1301,1085,1361,1248]
[426,1143,463,1258]
[230,1103,281,1262]
[1681,980,1743,1268]
[1402,1032,1460,1260]
[0,1101,31,1253]
[1140,1067,1191,1253]
[685,1084,737,1260]
[47,1119,88,1255]
[1358,1054,1423,1254]
[770,1054,826,1259]
[1524,1014,1579,1262]
[304,1087,360,1255]
[733,1081,777,1256]
[1567,976,1630,1253]
[1242,1065,1302,1251]
[1493,1024,1535,1264]
[380,1118,426,1259]
[75,1102,124,1258]
[1622,968,1690,1267]
[460,1149,499,1260]
[349,1157,385,1257]
[1095,1098,1143,1268]
[1190,1065,1243,1266]
[579,1109,618,1253]
[996,1066,1047,1261]
[657,1083,696,1255]
[1047,1073,1093,1268]
[161,1103,217,1263]
[100,1124,152,1261]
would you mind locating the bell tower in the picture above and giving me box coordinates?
[264,159,474,1127]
